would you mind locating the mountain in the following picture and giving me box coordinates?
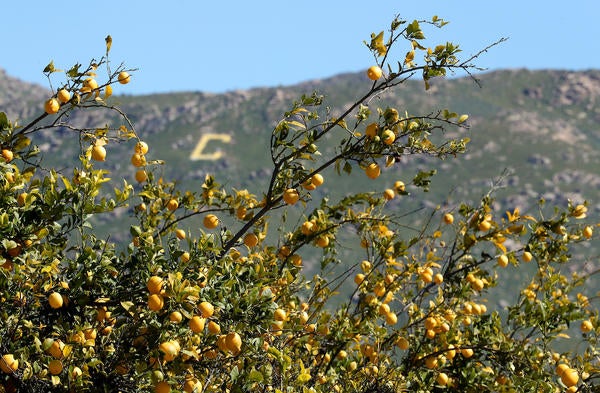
[4,68,599,209]
[2,67,600,296]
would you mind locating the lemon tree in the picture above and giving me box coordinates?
[0,17,598,393]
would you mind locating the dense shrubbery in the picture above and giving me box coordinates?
[0,15,598,393]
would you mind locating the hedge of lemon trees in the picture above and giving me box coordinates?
[0,15,598,393]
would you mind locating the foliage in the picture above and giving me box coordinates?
[0,16,598,393]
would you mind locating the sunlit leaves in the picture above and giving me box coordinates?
[0,15,598,393]
[369,31,387,57]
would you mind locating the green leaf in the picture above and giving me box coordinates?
[67,64,82,78]
[230,365,239,382]
[43,61,55,73]
[412,169,436,191]
[130,225,142,237]
[406,20,425,39]
[0,112,9,130]
[120,301,135,315]
[370,31,387,56]
[343,161,352,175]
[60,176,73,192]
[248,369,263,383]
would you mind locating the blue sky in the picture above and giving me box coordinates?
[2,1,599,95]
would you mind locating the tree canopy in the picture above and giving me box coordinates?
[0,14,598,393]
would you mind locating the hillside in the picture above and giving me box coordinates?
[3,68,600,209]
[2,67,600,298]
[0,69,600,305]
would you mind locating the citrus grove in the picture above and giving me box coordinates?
[0,17,598,393]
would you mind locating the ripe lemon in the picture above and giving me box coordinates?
[154,381,171,393]
[283,188,299,205]
[243,233,259,247]
[44,98,60,114]
[361,260,372,272]
[203,214,219,229]
[311,173,324,187]
[443,213,454,224]
[396,337,409,350]
[148,294,164,311]
[183,379,201,393]
[581,320,593,333]
[347,361,358,372]
[298,311,309,324]
[424,356,438,369]
[367,65,383,81]
[301,221,315,235]
[207,321,221,335]
[180,252,191,262]
[377,304,390,315]
[478,220,492,232]
[118,71,131,84]
[91,145,107,162]
[561,368,579,387]
[135,141,149,154]
[556,363,570,377]
[135,169,147,183]
[394,180,405,192]
[365,163,381,179]
[522,251,533,262]
[169,311,183,324]
[0,354,18,374]
[278,245,291,259]
[159,341,178,356]
[189,316,206,333]
[461,348,474,358]
[48,359,63,375]
[383,189,395,200]
[381,129,395,145]
[131,153,146,167]
[420,271,433,283]
[47,340,65,359]
[273,308,287,322]
[365,123,379,138]
[497,254,509,267]
[424,317,438,330]
[225,332,242,354]
[354,273,365,285]
[83,78,98,90]
[315,236,329,248]
[290,254,302,267]
[198,301,214,318]
[436,372,449,386]
[216,335,228,352]
[57,89,71,104]
[175,228,186,240]
[470,278,484,291]
[236,206,247,220]
[48,292,63,309]
[583,226,593,239]
[302,178,316,190]
[2,149,13,163]
[385,312,398,325]
[147,276,163,294]
[165,199,179,211]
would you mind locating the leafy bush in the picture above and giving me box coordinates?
[0,15,597,393]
